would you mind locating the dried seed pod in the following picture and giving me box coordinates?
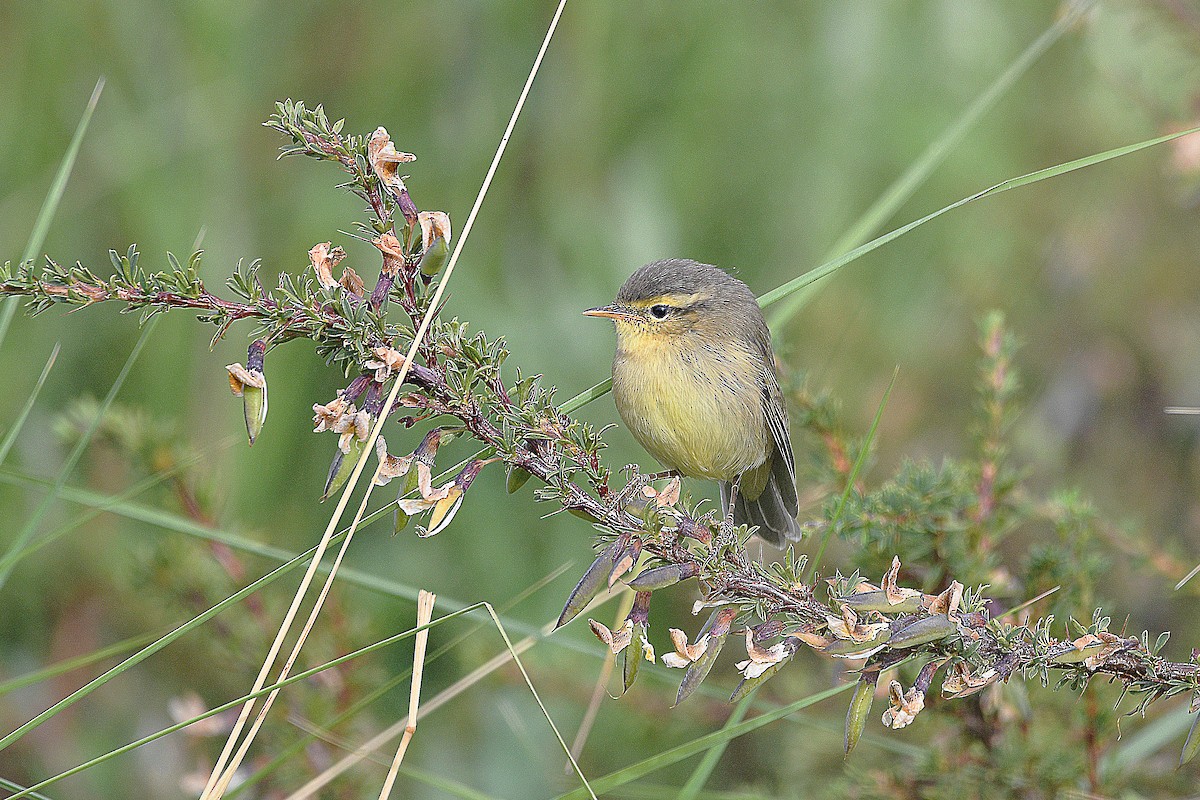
[555,540,623,629]
[839,590,922,615]
[889,615,959,649]
[844,676,877,758]
[825,629,892,657]
[627,562,698,591]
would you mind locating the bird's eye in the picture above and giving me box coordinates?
[649,304,670,319]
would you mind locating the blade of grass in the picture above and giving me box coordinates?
[0,524,353,753]
[228,563,575,798]
[766,5,1087,331]
[4,441,224,564]
[553,683,853,800]
[756,124,1200,310]
[0,78,105,350]
[808,366,898,579]
[0,318,158,590]
[3,604,482,800]
[377,590,436,800]
[676,690,756,800]
[0,345,60,467]
[0,627,165,697]
[205,5,571,791]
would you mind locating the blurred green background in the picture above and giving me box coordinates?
[4,0,1200,797]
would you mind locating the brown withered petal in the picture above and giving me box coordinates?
[941,661,998,698]
[608,538,642,588]
[1084,632,1129,670]
[226,363,265,395]
[364,346,407,382]
[662,628,709,669]
[881,681,925,729]
[308,242,345,289]
[640,476,682,508]
[735,630,789,678]
[795,630,833,650]
[373,437,414,486]
[418,210,452,249]
[880,555,923,607]
[588,619,634,655]
[367,127,416,197]
[926,580,964,617]
[313,397,353,432]
[339,266,365,297]
[826,607,890,643]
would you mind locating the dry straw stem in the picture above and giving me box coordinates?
[201,1,570,795]
[377,589,436,800]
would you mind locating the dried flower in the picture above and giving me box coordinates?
[941,661,998,698]
[662,628,709,669]
[313,397,353,432]
[734,629,791,679]
[227,341,268,445]
[339,266,365,297]
[826,606,890,643]
[367,127,415,199]
[364,346,407,382]
[925,580,964,617]
[588,618,634,655]
[881,556,923,607]
[373,437,414,486]
[640,476,681,507]
[308,241,345,289]
[882,680,925,729]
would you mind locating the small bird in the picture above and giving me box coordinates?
[585,258,802,545]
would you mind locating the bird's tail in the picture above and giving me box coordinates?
[720,455,802,547]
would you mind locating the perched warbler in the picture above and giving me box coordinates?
[585,258,802,545]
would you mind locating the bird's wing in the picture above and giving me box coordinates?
[761,370,796,485]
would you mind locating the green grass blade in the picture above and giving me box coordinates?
[553,683,853,799]
[0,778,52,800]
[0,344,60,466]
[808,366,898,579]
[3,606,481,800]
[0,78,105,350]
[0,628,164,697]
[0,318,157,590]
[560,378,613,414]
[676,691,756,800]
[766,6,1085,331]
[0,527,354,753]
[757,124,1200,311]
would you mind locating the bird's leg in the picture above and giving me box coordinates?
[719,476,742,543]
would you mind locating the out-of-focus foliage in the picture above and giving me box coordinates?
[3,1,1200,798]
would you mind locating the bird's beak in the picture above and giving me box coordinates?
[583,304,629,321]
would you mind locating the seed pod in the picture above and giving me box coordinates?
[418,235,450,277]
[555,540,623,629]
[506,465,532,494]
[845,677,877,758]
[729,660,786,704]
[889,616,959,649]
[825,629,892,657]
[322,437,366,501]
[676,632,727,706]
[622,621,646,694]
[628,562,698,591]
[393,505,410,534]
[839,590,921,614]
[1181,712,1200,768]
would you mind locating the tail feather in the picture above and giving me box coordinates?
[720,455,802,547]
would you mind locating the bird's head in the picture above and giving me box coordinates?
[584,259,758,345]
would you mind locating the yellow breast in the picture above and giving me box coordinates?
[611,326,769,481]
